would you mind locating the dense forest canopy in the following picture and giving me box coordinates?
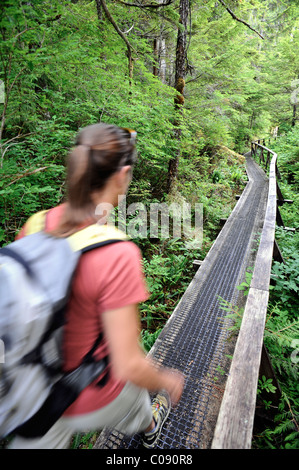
[0,0,298,238]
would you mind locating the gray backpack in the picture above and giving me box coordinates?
[0,213,127,439]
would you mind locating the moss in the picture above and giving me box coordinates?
[176,77,185,93]
[174,94,185,105]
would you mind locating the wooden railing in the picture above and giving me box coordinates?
[211,140,288,449]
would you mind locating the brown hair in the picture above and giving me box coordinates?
[51,123,137,237]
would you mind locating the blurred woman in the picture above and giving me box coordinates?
[10,123,184,449]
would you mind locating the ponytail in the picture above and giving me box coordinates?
[67,144,91,207]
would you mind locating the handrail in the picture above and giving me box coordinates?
[211,141,278,449]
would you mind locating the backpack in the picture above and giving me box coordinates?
[0,210,128,439]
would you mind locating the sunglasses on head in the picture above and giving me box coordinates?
[122,128,137,146]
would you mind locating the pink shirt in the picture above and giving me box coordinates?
[20,205,149,416]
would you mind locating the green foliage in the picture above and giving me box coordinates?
[71,431,100,449]
[270,257,299,309]
[258,376,277,396]
[218,296,244,334]
[257,376,278,411]
[271,125,299,193]
[138,237,200,333]
[141,328,162,353]
[236,267,253,296]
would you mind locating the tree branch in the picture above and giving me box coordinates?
[95,0,136,82]
[97,0,135,52]
[115,0,174,9]
[4,167,49,187]
[219,0,264,40]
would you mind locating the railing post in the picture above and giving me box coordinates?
[265,151,270,170]
[273,239,285,263]
[276,206,284,227]
[276,182,284,205]
[276,161,282,180]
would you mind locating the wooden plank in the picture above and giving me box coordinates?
[250,208,276,291]
[211,288,269,449]
[278,199,294,206]
[250,149,277,291]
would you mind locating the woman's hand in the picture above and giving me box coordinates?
[102,304,185,407]
[160,369,185,406]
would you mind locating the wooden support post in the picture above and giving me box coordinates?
[275,162,282,180]
[276,182,284,202]
[193,260,202,271]
[273,239,285,264]
[276,206,284,227]
[265,151,270,170]
[282,199,293,204]
[276,183,294,205]
[277,199,294,206]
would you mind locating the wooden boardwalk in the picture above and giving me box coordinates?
[95,153,270,449]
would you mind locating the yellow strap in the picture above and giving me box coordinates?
[24,210,129,251]
[67,223,129,252]
[23,210,49,236]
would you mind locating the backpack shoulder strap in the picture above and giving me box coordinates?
[22,210,49,236]
[21,209,129,252]
[67,223,129,253]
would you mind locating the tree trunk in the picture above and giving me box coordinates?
[95,0,103,22]
[292,103,297,127]
[167,0,189,193]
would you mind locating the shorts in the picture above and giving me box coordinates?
[8,382,153,449]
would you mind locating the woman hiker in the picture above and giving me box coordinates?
[9,123,184,449]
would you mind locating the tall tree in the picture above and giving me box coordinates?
[167,0,189,193]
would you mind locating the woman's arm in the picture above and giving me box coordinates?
[102,304,184,405]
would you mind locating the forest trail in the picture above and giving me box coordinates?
[94,152,269,449]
